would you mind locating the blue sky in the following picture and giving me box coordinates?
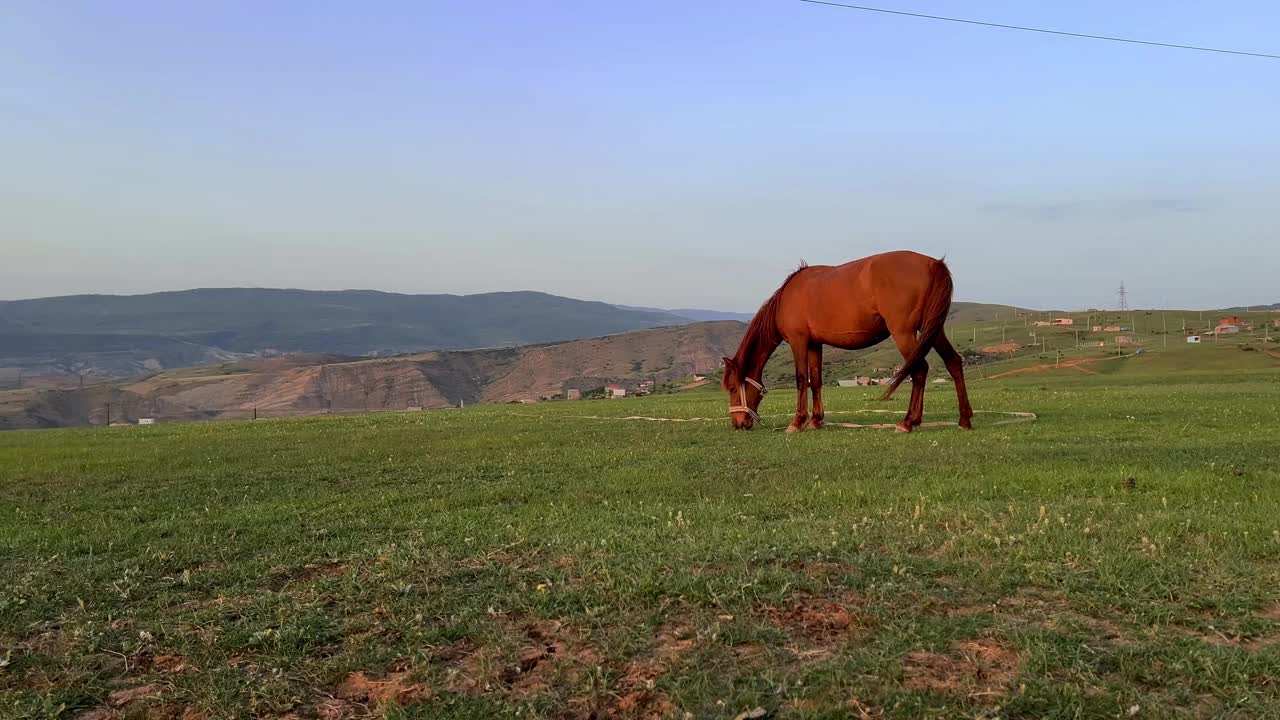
[3,1,1277,310]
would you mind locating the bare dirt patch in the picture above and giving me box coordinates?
[987,357,1104,379]
[732,643,767,666]
[334,670,431,706]
[902,638,1021,702]
[948,591,1134,646]
[24,627,76,657]
[295,562,348,582]
[442,619,603,701]
[607,625,697,719]
[980,342,1021,354]
[1179,626,1280,653]
[109,684,162,707]
[766,592,868,642]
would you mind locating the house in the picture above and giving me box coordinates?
[1104,326,1123,332]
[565,389,581,401]
[1091,326,1103,332]
[1051,318,1074,326]
[837,380,858,388]
[1116,336,1134,345]
[606,384,627,398]
[1032,320,1052,327]
[1219,316,1242,327]
[1186,336,1201,344]
[1215,324,1240,335]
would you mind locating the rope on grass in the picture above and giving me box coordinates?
[512,409,1037,429]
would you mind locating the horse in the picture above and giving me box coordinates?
[721,250,973,433]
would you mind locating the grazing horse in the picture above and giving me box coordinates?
[721,250,973,433]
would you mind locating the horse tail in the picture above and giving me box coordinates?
[880,258,954,401]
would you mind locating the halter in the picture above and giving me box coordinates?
[728,376,767,423]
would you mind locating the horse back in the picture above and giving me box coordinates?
[776,251,942,348]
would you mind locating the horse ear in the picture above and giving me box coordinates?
[722,356,735,370]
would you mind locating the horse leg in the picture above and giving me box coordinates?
[787,341,809,432]
[934,332,974,430]
[889,329,930,432]
[806,344,824,429]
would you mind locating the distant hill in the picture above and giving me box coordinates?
[948,302,1029,324]
[1223,303,1280,312]
[614,305,755,323]
[0,288,687,377]
[0,321,746,429]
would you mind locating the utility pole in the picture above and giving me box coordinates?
[1163,314,1168,348]
[1117,282,1129,312]
[1074,329,1079,348]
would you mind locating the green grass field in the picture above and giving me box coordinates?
[3,345,1280,719]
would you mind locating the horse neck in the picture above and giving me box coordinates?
[735,329,781,383]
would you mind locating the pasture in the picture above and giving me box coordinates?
[3,351,1280,719]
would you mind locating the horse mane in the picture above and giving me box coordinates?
[734,261,808,367]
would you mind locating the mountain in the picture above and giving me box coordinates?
[0,288,687,377]
[1223,303,1280,312]
[614,305,755,323]
[0,321,746,429]
[947,302,1029,324]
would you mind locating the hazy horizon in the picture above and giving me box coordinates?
[4,1,1278,311]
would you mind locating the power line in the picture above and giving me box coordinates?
[797,0,1280,60]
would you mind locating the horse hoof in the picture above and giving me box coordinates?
[895,422,912,433]
[807,422,824,430]
[786,424,803,433]
[958,421,973,431]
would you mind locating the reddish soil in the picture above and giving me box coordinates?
[902,638,1021,701]
[987,357,1103,379]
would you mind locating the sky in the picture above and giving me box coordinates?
[3,1,1278,311]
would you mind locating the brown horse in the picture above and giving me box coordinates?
[722,250,973,432]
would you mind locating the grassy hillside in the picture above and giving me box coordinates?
[0,322,747,429]
[0,289,687,373]
[2,355,1279,718]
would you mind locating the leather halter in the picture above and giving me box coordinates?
[728,376,767,423]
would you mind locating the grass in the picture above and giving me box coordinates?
[2,351,1280,719]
